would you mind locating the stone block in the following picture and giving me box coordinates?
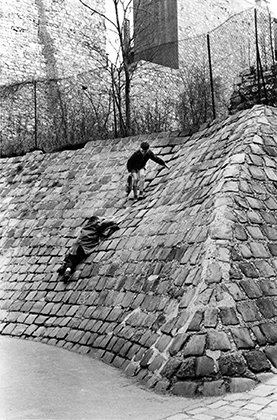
[205,262,222,284]
[140,348,154,368]
[237,301,261,322]
[112,355,126,369]
[238,261,259,278]
[244,350,271,372]
[10,323,28,336]
[260,323,277,344]
[210,223,232,240]
[125,362,139,377]
[155,334,172,352]
[198,288,214,305]
[148,354,166,372]
[204,308,218,327]
[259,279,277,296]
[176,357,196,379]
[33,326,46,337]
[34,315,48,325]
[246,210,262,224]
[268,243,277,256]
[255,260,276,278]
[182,334,206,356]
[248,166,265,180]
[262,226,277,240]
[171,381,198,397]
[30,301,46,314]
[228,377,256,393]
[229,265,243,280]
[240,279,262,298]
[264,345,277,368]
[246,197,265,210]
[266,196,277,210]
[179,288,196,308]
[187,310,203,331]
[231,327,255,349]
[257,298,277,318]
[251,325,267,346]
[235,226,248,240]
[196,356,215,378]
[168,333,188,355]
[25,324,39,336]
[142,330,159,347]
[201,380,226,396]
[239,244,252,258]
[160,358,182,379]
[249,242,269,258]
[219,353,246,376]
[154,379,171,394]
[219,306,239,325]
[207,331,231,351]
[56,327,70,339]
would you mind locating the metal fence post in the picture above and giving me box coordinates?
[34,80,38,150]
[207,34,216,120]
[254,8,261,103]
[254,8,269,105]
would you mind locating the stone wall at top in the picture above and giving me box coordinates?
[229,66,277,114]
[0,0,105,85]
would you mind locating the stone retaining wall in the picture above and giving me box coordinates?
[2,105,277,397]
[230,66,277,114]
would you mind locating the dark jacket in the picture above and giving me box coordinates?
[127,149,166,172]
[71,217,119,255]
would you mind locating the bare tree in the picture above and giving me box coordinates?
[79,0,177,137]
[79,0,136,137]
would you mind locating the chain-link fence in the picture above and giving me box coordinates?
[0,6,276,157]
[0,69,113,157]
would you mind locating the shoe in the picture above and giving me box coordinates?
[62,267,72,282]
[125,175,132,196]
[57,265,66,275]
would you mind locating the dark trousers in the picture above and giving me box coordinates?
[64,246,86,272]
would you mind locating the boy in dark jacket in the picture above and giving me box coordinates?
[57,215,119,282]
[126,141,169,199]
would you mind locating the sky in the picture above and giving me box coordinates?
[105,0,129,64]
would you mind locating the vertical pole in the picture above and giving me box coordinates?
[207,34,216,120]
[111,64,118,138]
[268,12,275,65]
[34,81,38,149]
[254,8,261,103]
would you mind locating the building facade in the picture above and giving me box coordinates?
[133,0,258,69]
[0,0,109,156]
[0,0,105,86]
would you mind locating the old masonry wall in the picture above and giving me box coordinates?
[2,105,277,397]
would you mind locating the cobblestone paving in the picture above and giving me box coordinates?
[162,376,277,420]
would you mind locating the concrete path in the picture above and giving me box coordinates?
[1,337,277,420]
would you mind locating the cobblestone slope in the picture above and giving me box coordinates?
[1,105,277,397]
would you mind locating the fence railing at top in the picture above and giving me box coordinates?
[0,7,276,157]
[175,7,276,126]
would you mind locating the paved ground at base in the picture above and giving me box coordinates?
[1,337,277,420]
